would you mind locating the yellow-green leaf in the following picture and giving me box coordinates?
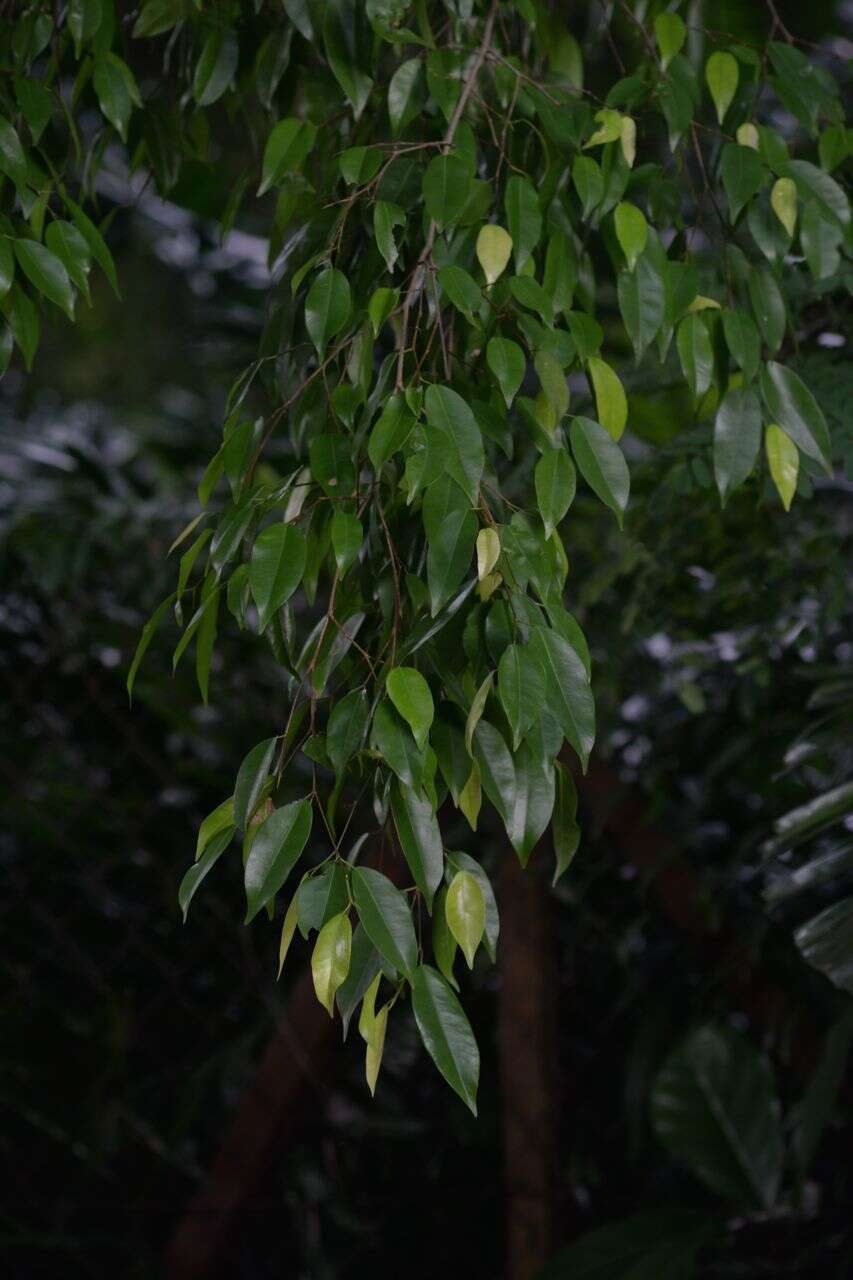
[587,356,627,441]
[277,896,299,978]
[365,1003,389,1095]
[706,51,739,125]
[476,527,500,580]
[459,762,482,831]
[311,910,352,1015]
[770,177,797,237]
[465,672,492,755]
[765,424,799,511]
[620,116,636,168]
[476,223,512,285]
[654,12,686,70]
[358,971,381,1043]
[737,123,759,149]
[386,666,434,750]
[445,870,485,969]
[614,201,647,271]
[585,107,623,148]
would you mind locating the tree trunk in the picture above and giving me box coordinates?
[499,849,558,1280]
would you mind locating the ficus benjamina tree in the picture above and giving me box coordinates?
[1,0,849,1113]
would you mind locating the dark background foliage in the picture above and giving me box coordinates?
[1,1,851,1277]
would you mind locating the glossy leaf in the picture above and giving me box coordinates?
[244,798,313,923]
[311,912,352,1015]
[386,667,433,751]
[677,314,714,398]
[411,964,479,1114]
[569,417,630,529]
[534,447,575,539]
[233,737,277,830]
[422,154,471,231]
[391,781,443,909]
[352,866,418,977]
[487,337,525,408]
[445,871,485,968]
[765,425,799,511]
[713,386,762,504]
[14,241,75,319]
[531,626,595,770]
[760,362,832,474]
[249,523,307,630]
[305,267,351,357]
[706,51,738,125]
[614,202,647,271]
[476,223,512,285]
[587,357,627,441]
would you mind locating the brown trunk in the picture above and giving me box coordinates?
[498,848,558,1280]
[164,965,336,1280]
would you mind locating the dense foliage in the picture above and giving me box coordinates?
[1,0,850,1117]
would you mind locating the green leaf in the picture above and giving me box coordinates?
[133,0,185,38]
[324,0,374,118]
[14,240,75,319]
[195,796,234,861]
[438,265,483,321]
[530,625,595,770]
[552,761,580,884]
[258,118,317,194]
[352,866,417,977]
[498,642,545,750]
[297,864,349,937]
[370,698,426,790]
[534,447,575,540]
[426,506,476,617]
[432,886,458,987]
[178,826,234,922]
[651,1025,783,1210]
[45,221,92,302]
[655,12,686,70]
[127,593,175,701]
[411,964,479,1114]
[795,897,853,995]
[388,57,424,135]
[507,738,554,865]
[0,118,29,189]
[65,198,120,297]
[465,673,492,756]
[305,267,351,357]
[423,389,485,497]
[339,146,382,185]
[572,156,604,221]
[534,349,568,420]
[327,688,369,773]
[391,781,443,909]
[330,510,362,575]
[367,286,398,336]
[777,159,849,229]
[472,719,515,823]
[722,309,760,383]
[249,523,307,631]
[93,53,141,141]
[764,424,798,511]
[336,924,382,1035]
[233,737,277,831]
[386,667,434,750]
[587,356,627,440]
[747,266,786,355]
[486,337,525,408]
[368,393,414,469]
[373,200,405,272]
[759,362,832,474]
[504,175,542,271]
[312,912,352,1015]
[618,256,665,361]
[476,223,512,285]
[713,386,762,504]
[720,144,764,222]
[569,416,630,528]
[614,201,647,271]
[445,871,485,969]
[800,201,843,280]
[676,314,714,398]
[422,154,472,231]
[244,798,313,923]
[193,27,238,106]
[68,0,103,51]
[706,51,739,125]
